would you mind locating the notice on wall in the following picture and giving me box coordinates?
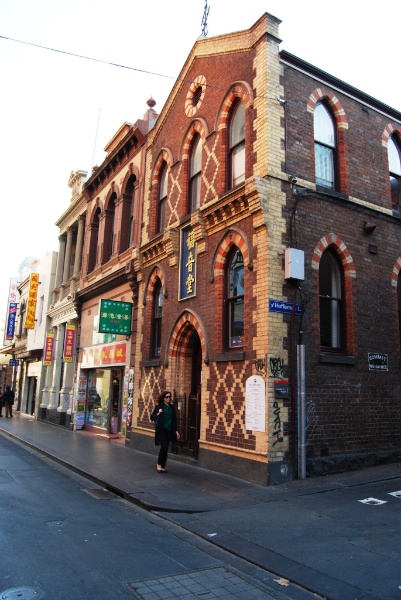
[245,375,266,432]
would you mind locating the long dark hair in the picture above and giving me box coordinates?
[158,390,172,403]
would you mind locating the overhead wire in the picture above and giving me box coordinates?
[0,34,280,102]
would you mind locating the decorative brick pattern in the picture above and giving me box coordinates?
[307,87,349,130]
[206,360,256,450]
[392,257,401,287]
[311,233,356,277]
[167,310,208,364]
[382,123,401,147]
[212,229,252,278]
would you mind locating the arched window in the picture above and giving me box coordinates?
[189,134,202,213]
[226,248,244,348]
[87,207,100,272]
[18,300,26,338]
[121,175,136,251]
[157,163,168,234]
[319,249,344,349]
[314,102,336,189]
[229,102,245,189]
[103,193,117,263]
[152,280,163,358]
[388,135,401,209]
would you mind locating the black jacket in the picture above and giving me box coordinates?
[2,389,14,404]
[150,402,178,446]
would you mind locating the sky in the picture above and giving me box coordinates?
[0,0,400,333]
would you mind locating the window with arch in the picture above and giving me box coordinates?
[87,207,100,272]
[388,135,401,208]
[319,249,344,350]
[229,102,245,189]
[18,300,26,338]
[157,163,168,234]
[188,134,202,213]
[226,248,244,348]
[314,102,336,189]
[121,174,136,251]
[152,279,163,358]
[103,193,117,263]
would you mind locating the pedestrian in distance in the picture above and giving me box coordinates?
[3,385,15,418]
[0,388,3,417]
[150,390,180,473]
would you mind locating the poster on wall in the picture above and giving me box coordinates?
[245,375,266,432]
[74,373,87,429]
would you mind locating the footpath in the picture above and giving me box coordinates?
[0,413,400,600]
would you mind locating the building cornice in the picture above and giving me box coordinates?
[280,50,401,123]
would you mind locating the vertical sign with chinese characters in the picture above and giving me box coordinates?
[4,278,18,342]
[63,324,76,362]
[44,332,55,366]
[24,273,39,329]
[6,303,18,340]
[179,226,197,300]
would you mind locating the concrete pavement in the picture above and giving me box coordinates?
[1,412,400,600]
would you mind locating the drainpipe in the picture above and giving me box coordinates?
[297,292,309,479]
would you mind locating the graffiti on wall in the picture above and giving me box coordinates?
[254,355,268,376]
[272,398,284,446]
[269,357,284,378]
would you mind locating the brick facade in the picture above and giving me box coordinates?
[130,14,292,485]
[282,53,401,474]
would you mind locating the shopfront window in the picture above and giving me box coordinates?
[85,368,122,432]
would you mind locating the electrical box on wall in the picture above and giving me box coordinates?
[285,248,305,281]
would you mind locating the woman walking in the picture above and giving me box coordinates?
[151,391,180,473]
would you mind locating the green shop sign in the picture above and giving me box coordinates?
[98,299,132,335]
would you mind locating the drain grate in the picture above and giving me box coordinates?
[82,488,118,500]
[45,520,68,527]
[0,587,41,599]
[127,566,284,599]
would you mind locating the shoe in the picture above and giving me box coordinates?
[160,469,167,473]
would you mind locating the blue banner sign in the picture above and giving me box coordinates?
[6,302,18,339]
[9,359,19,366]
[269,299,301,315]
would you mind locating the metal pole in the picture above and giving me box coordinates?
[297,343,306,479]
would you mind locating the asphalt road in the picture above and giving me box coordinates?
[164,474,401,600]
[0,434,321,600]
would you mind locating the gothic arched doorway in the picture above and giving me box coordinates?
[172,325,202,458]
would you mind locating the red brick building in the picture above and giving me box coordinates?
[128,13,401,484]
[282,51,401,475]
[130,14,292,484]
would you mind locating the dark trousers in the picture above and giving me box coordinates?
[157,429,173,468]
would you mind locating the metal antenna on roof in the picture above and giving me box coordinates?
[201,0,210,37]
